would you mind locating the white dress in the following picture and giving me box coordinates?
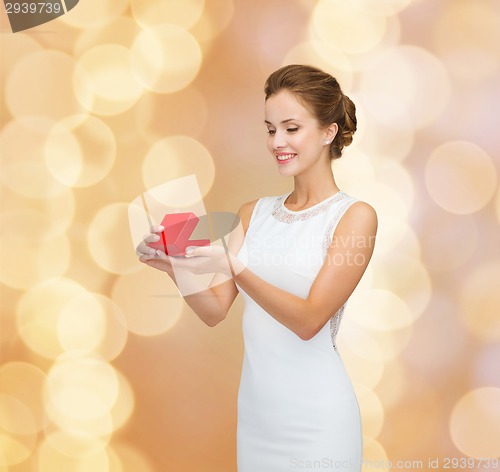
[235,190,363,472]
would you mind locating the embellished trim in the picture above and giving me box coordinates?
[324,198,357,350]
[252,198,265,220]
[272,191,346,224]
[330,305,346,350]
[322,199,357,253]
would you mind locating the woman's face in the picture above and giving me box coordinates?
[264,90,335,177]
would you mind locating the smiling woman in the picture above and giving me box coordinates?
[136,64,377,472]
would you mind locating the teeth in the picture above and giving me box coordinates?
[277,154,295,161]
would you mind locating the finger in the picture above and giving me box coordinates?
[156,249,168,260]
[137,241,156,255]
[185,245,212,257]
[139,253,156,262]
[143,233,160,243]
[150,225,164,233]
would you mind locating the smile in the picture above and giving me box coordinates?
[275,153,296,164]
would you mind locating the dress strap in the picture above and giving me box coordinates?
[322,197,359,253]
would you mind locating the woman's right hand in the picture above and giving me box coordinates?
[136,225,175,276]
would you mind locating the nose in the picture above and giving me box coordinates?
[272,130,287,149]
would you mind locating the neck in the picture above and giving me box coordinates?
[289,162,339,205]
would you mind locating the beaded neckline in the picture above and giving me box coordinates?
[272,191,346,223]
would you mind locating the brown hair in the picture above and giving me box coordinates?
[264,64,357,159]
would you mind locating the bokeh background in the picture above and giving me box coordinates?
[1,0,499,471]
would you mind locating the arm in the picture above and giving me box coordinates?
[138,200,258,327]
[230,201,378,340]
[181,200,258,326]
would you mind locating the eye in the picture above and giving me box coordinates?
[267,129,276,135]
[287,127,299,133]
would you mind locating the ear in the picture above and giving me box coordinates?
[324,123,338,144]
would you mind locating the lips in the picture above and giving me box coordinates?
[275,153,296,164]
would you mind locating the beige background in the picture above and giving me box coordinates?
[1,0,499,471]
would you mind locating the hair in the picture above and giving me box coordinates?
[264,64,357,159]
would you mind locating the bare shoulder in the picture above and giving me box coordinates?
[238,199,259,233]
[336,200,378,235]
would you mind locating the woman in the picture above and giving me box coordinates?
[137,64,378,472]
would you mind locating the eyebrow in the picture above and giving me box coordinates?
[264,119,301,125]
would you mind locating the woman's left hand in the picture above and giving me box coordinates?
[164,245,238,277]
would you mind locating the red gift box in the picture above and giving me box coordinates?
[147,212,210,256]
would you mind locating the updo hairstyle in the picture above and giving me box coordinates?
[264,64,357,159]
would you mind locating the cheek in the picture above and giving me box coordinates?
[266,136,274,152]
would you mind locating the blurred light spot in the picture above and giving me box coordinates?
[354,384,384,439]
[311,0,387,54]
[373,218,421,261]
[459,261,500,342]
[368,329,413,362]
[375,359,406,409]
[383,374,440,453]
[360,46,450,129]
[44,115,116,188]
[349,289,413,331]
[0,234,71,290]
[135,87,208,141]
[433,2,500,59]
[474,343,500,389]
[190,0,234,44]
[105,446,123,472]
[5,51,88,120]
[74,45,143,116]
[450,387,500,458]
[419,208,478,271]
[332,149,376,196]
[496,188,500,224]
[109,370,135,432]
[92,296,128,362]
[283,41,353,93]
[108,442,154,472]
[16,278,88,359]
[0,192,75,245]
[142,136,215,200]
[46,355,119,421]
[131,0,205,30]
[0,362,47,432]
[57,292,106,354]
[44,429,108,460]
[75,17,141,56]
[353,0,412,16]
[60,0,128,29]
[361,121,414,162]
[130,25,202,93]
[37,434,110,472]
[87,203,144,275]
[443,47,499,84]
[111,267,184,336]
[372,252,432,321]
[425,141,497,215]
[0,394,36,437]
[347,13,402,74]
[338,326,385,389]
[362,437,389,472]
[0,394,37,465]
[0,117,71,199]
[44,401,114,439]
[0,33,41,86]
[403,294,468,378]
[373,158,414,211]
